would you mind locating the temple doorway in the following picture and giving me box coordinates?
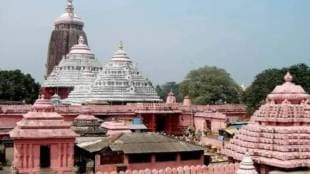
[40,145,51,168]
[156,116,166,132]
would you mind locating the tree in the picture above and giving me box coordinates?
[155,82,182,102]
[242,63,310,114]
[0,70,40,103]
[179,66,242,104]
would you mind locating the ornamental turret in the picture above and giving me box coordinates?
[225,72,310,173]
[46,0,88,77]
[237,152,258,174]
[166,90,177,104]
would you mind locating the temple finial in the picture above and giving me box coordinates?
[118,41,124,50]
[284,72,293,82]
[66,0,74,15]
[78,36,85,45]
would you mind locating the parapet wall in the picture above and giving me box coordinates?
[94,163,239,174]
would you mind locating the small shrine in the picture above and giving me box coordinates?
[72,108,106,137]
[166,91,177,104]
[225,72,310,173]
[9,96,77,173]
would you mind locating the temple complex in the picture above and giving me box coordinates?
[46,0,88,77]
[225,72,310,173]
[9,96,77,173]
[0,1,260,173]
[43,35,101,99]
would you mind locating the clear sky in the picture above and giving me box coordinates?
[0,0,309,86]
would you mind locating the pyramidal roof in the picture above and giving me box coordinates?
[65,42,161,104]
[43,36,102,88]
[225,72,310,169]
[9,96,77,139]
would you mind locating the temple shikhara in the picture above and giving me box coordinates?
[225,72,310,173]
[46,0,88,78]
[1,0,309,174]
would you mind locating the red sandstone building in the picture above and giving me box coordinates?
[76,133,204,173]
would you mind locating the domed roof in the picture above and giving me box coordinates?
[69,36,93,55]
[267,72,309,102]
[54,0,84,26]
[111,41,131,62]
[32,95,54,112]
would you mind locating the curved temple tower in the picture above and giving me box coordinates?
[46,0,88,78]
[225,72,310,173]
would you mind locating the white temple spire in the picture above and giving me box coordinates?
[237,152,258,174]
[78,35,86,45]
[118,41,124,50]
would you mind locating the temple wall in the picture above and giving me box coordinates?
[179,113,192,128]
[0,114,22,129]
[95,153,204,173]
[194,117,226,133]
[93,163,239,174]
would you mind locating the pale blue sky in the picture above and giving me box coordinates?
[0,0,309,85]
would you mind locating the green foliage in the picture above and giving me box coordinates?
[155,82,182,102]
[242,63,310,114]
[179,66,242,104]
[0,70,40,103]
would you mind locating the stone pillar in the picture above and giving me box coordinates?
[166,115,172,134]
[176,153,181,162]
[151,114,156,132]
[95,154,101,172]
[68,143,74,168]
[124,155,129,165]
[151,154,156,164]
